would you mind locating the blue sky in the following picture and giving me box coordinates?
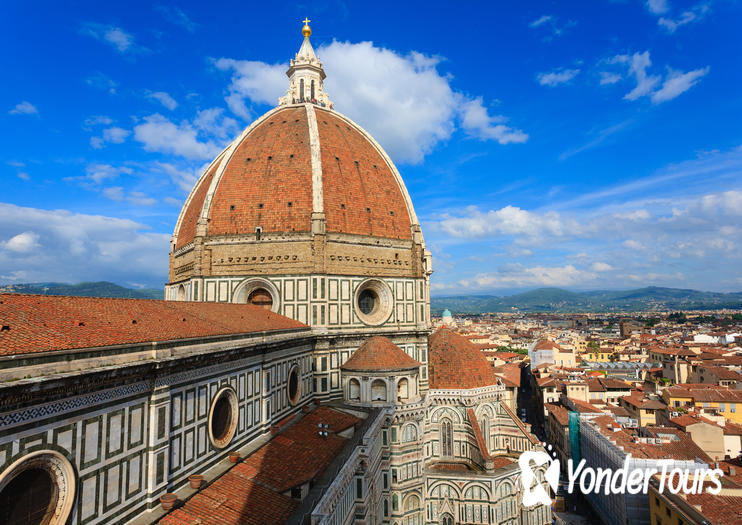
[1,1,741,294]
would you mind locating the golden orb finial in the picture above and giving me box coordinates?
[302,17,311,37]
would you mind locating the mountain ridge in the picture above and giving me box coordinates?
[431,286,742,314]
[0,281,163,300]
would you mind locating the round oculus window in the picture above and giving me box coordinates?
[0,450,76,525]
[354,279,393,326]
[208,387,239,449]
[358,289,378,315]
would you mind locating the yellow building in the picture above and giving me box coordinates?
[662,385,742,425]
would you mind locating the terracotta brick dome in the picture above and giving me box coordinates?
[172,104,417,250]
[428,328,499,389]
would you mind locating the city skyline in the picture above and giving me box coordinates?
[2,1,741,293]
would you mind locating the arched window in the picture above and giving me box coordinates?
[440,418,453,457]
[402,424,417,442]
[311,79,315,100]
[247,288,273,310]
[441,513,454,525]
[299,78,305,101]
[371,379,387,401]
[177,284,186,301]
[480,415,489,453]
[397,378,409,401]
[392,494,399,511]
[349,378,360,401]
[403,495,421,525]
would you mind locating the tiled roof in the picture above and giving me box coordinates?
[174,105,414,247]
[534,339,562,351]
[428,328,499,389]
[492,364,521,388]
[161,406,360,525]
[467,409,492,461]
[544,403,569,426]
[0,294,306,356]
[341,336,420,372]
[589,415,713,463]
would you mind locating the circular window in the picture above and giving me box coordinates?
[209,387,239,449]
[288,365,301,405]
[358,289,378,315]
[354,279,393,326]
[248,288,273,310]
[0,451,75,525]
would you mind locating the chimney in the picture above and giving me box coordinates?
[730,466,737,476]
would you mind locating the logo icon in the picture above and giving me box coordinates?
[519,444,560,507]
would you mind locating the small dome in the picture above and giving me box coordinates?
[428,328,498,389]
[442,309,452,317]
[342,336,420,372]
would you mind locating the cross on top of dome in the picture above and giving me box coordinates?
[278,19,333,108]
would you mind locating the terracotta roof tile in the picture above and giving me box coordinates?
[341,336,420,372]
[428,328,499,389]
[0,294,306,356]
[160,406,360,525]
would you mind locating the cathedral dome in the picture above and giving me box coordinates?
[172,104,417,250]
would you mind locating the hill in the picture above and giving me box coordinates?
[431,286,742,314]
[0,281,163,300]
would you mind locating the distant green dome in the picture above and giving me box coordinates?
[442,309,452,317]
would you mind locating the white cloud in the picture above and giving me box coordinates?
[591,262,614,272]
[9,101,38,115]
[91,127,131,149]
[0,203,169,286]
[192,108,239,140]
[154,162,202,192]
[657,3,709,32]
[528,14,575,37]
[84,115,113,128]
[80,23,144,53]
[2,232,40,253]
[646,0,670,15]
[436,205,571,239]
[103,186,124,201]
[155,5,197,32]
[599,71,622,85]
[216,41,527,163]
[459,97,528,144]
[84,164,133,184]
[214,58,286,118]
[457,264,594,290]
[85,73,117,94]
[618,52,661,101]
[133,114,221,160]
[537,68,580,87]
[605,51,708,104]
[147,91,178,110]
[651,67,709,103]
[127,191,157,206]
[623,239,645,250]
[18,173,30,181]
[529,15,554,28]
